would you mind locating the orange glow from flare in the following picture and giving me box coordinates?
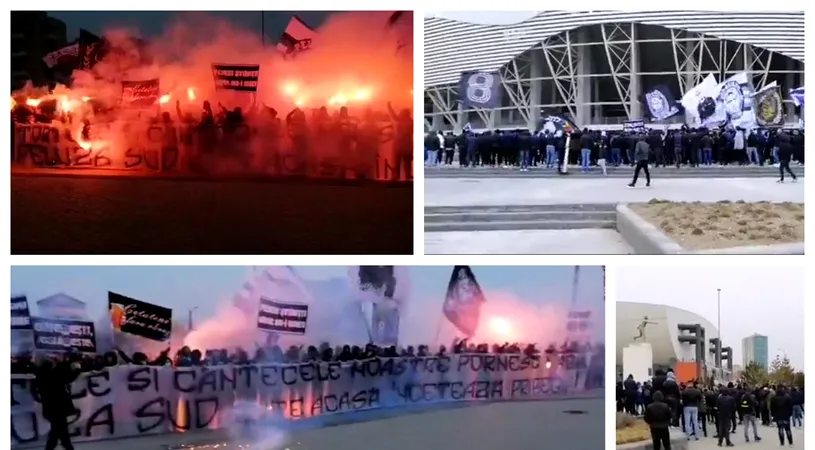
[489,317,513,339]
[81,96,91,102]
[545,360,552,369]
[26,98,41,107]
[328,94,348,106]
[159,94,171,104]
[352,89,371,101]
[11,98,16,110]
[282,83,298,95]
[187,88,196,101]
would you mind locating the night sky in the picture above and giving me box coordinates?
[48,11,332,42]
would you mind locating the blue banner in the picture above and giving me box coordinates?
[459,72,502,109]
[643,84,680,121]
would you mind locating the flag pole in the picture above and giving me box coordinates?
[260,12,265,47]
[433,314,444,349]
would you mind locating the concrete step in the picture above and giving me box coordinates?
[425,210,616,223]
[425,203,618,214]
[425,219,617,232]
[425,204,618,232]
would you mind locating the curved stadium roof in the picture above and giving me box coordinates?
[424,11,805,88]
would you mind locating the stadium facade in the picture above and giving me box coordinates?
[617,301,732,382]
[424,11,804,131]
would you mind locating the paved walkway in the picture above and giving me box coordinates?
[425,178,805,208]
[687,424,804,450]
[66,399,602,450]
[425,229,633,254]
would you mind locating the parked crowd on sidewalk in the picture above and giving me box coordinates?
[425,126,805,175]
[617,370,804,449]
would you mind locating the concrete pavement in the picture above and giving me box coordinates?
[424,178,805,208]
[63,399,603,450]
[687,424,804,449]
[425,165,806,179]
[425,229,634,254]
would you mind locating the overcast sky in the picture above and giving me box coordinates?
[617,266,805,370]
[11,266,605,346]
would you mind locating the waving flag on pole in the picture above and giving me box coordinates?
[276,15,317,58]
[442,266,486,337]
[386,11,411,55]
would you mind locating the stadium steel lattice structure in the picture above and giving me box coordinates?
[424,11,805,131]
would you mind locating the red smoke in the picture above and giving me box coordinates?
[12,11,413,168]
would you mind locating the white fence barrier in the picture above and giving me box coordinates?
[11,354,603,446]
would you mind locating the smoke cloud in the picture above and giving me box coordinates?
[13,11,413,172]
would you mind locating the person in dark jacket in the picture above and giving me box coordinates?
[624,374,638,415]
[776,131,798,183]
[662,371,681,426]
[33,359,81,450]
[716,387,736,447]
[790,387,804,428]
[739,389,761,442]
[706,388,720,433]
[682,382,703,440]
[579,128,594,172]
[628,135,651,188]
[771,386,794,446]
[645,391,673,450]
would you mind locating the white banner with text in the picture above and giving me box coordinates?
[11,354,603,446]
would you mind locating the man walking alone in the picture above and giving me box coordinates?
[628,134,651,188]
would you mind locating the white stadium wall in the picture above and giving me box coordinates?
[616,302,720,370]
[424,11,804,130]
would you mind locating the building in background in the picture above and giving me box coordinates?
[424,11,804,131]
[36,293,88,320]
[617,301,733,383]
[742,333,769,368]
[10,11,68,90]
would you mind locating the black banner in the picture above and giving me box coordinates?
[78,28,107,70]
[211,63,260,92]
[108,291,172,342]
[643,84,681,121]
[11,296,32,330]
[358,266,396,299]
[459,72,502,109]
[276,15,316,58]
[257,297,308,335]
[121,79,160,107]
[30,317,96,353]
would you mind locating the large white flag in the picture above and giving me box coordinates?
[681,74,719,128]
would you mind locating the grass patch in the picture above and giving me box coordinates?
[616,412,651,445]
[630,201,805,250]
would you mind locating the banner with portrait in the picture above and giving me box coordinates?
[681,74,719,128]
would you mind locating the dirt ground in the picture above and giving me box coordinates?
[630,200,805,250]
